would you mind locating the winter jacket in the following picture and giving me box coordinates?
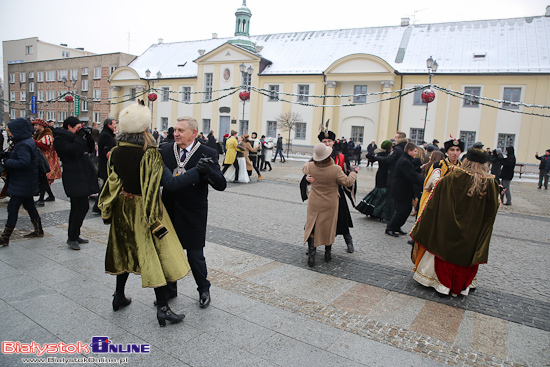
[97,127,116,180]
[535,154,550,171]
[4,118,39,197]
[500,147,516,181]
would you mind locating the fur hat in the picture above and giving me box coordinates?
[31,118,48,127]
[317,130,336,142]
[465,148,489,164]
[118,100,151,134]
[312,143,332,161]
[443,138,465,152]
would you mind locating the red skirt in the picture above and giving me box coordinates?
[434,257,478,295]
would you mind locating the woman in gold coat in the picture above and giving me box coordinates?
[98,101,210,327]
[303,143,358,267]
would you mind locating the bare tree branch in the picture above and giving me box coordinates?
[276,112,302,153]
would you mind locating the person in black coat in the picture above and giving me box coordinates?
[92,118,117,213]
[489,148,504,182]
[53,116,100,250]
[366,140,377,167]
[160,116,226,308]
[0,118,44,246]
[500,146,516,205]
[385,142,424,237]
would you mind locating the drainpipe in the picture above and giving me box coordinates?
[321,74,326,125]
[395,71,403,131]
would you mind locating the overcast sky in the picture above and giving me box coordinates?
[1,0,548,76]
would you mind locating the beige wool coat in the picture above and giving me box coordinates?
[303,159,357,247]
[244,141,259,171]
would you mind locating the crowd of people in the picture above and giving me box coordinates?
[0,107,541,324]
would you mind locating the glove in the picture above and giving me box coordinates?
[196,157,211,175]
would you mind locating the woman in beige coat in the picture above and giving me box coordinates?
[243,134,262,181]
[303,143,359,267]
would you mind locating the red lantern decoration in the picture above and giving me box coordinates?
[64,95,74,102]
[148,93,158,102]
[239,90,250,101]
[421,89,435,103]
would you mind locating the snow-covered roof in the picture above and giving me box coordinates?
[129,15,550,78]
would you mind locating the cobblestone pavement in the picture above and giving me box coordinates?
[0,157,548,366]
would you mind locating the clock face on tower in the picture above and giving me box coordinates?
[223,68,231,81]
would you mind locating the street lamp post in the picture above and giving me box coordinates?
[422,56,438,143]
[145,69,162,130]
[238,63,253,134]
[61,75,77,117]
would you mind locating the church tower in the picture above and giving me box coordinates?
[234,0,252,36]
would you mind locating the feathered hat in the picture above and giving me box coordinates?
[443,135,465,152]
[118,100,151,134]
[317,119,336,142]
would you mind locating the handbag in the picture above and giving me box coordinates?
[36,149,51,174]
[355,199,375,215]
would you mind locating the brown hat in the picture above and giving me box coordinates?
[31,118,48,127]
[312,143,332,161]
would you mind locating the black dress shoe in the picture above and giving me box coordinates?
[385,230,399,237]
[407,239,415,245]
[77,237,89,244]
[112,292,131,311]
[67,240,80,250]
[397,229,407,235]
[35,200,45,207]
[44,196,55,202]
[199,292,211,308]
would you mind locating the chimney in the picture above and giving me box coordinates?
[401,18,410,26]
[76,47,84,51]
[158,38,164,44]
[212,33,218,39]
[60,43,68,47]
[198,49,206,56]
[546,5,550,17]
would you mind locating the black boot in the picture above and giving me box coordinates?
[343,233,354,253]
[0,225,15,246]
[307,237,316,267]
[112,292,132,311]
[157,306,185,327]
[325,245,332,263]
[24,218,44,238]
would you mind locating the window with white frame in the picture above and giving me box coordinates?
[94,112,101,123]
[58,70,68,81]
[10,110,16,119]
[46,71,56,82]
[10,92,15,101]
[46,90,56,101]
[82,67,89,76]
[58,111,68,121]
[25,45,33,55]
[161,117,169,131]
[267,121,277,137]
[497,134,515,150]
[20,110,26,118]
[204,73,213,101]
[29,82,34,92]
[502,87,521,109]
[269,85,279,101]
[463,87,481,107]
[62,51,70,58]
[70,69,78,80]
[93,89,101,100]
[239,120,248,136]
[109,66,117,75]
[413,88,427,105]
[202,119,211,133]
[37,90,44,102]
[460,131,476,149]
[37,72,44,82]
[297,85,309,102]
[181,87,191,102]
[409,128,424,145]
[351,126,364,143]
[58,90,68,101]
[295,122,306,140]
[9,73,15,83]
[242,73,251,89]
[82,79,88,91]
[20,72,26,83]
[94,67,102,79]
[38,110,44,119]
[130,88,136,101]
[161,87,170,102]
[47,111,56,121]
[29,72,34,79]
[353,85,367,103]
[81,100,88,111]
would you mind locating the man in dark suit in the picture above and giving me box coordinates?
[160,116,226,308]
